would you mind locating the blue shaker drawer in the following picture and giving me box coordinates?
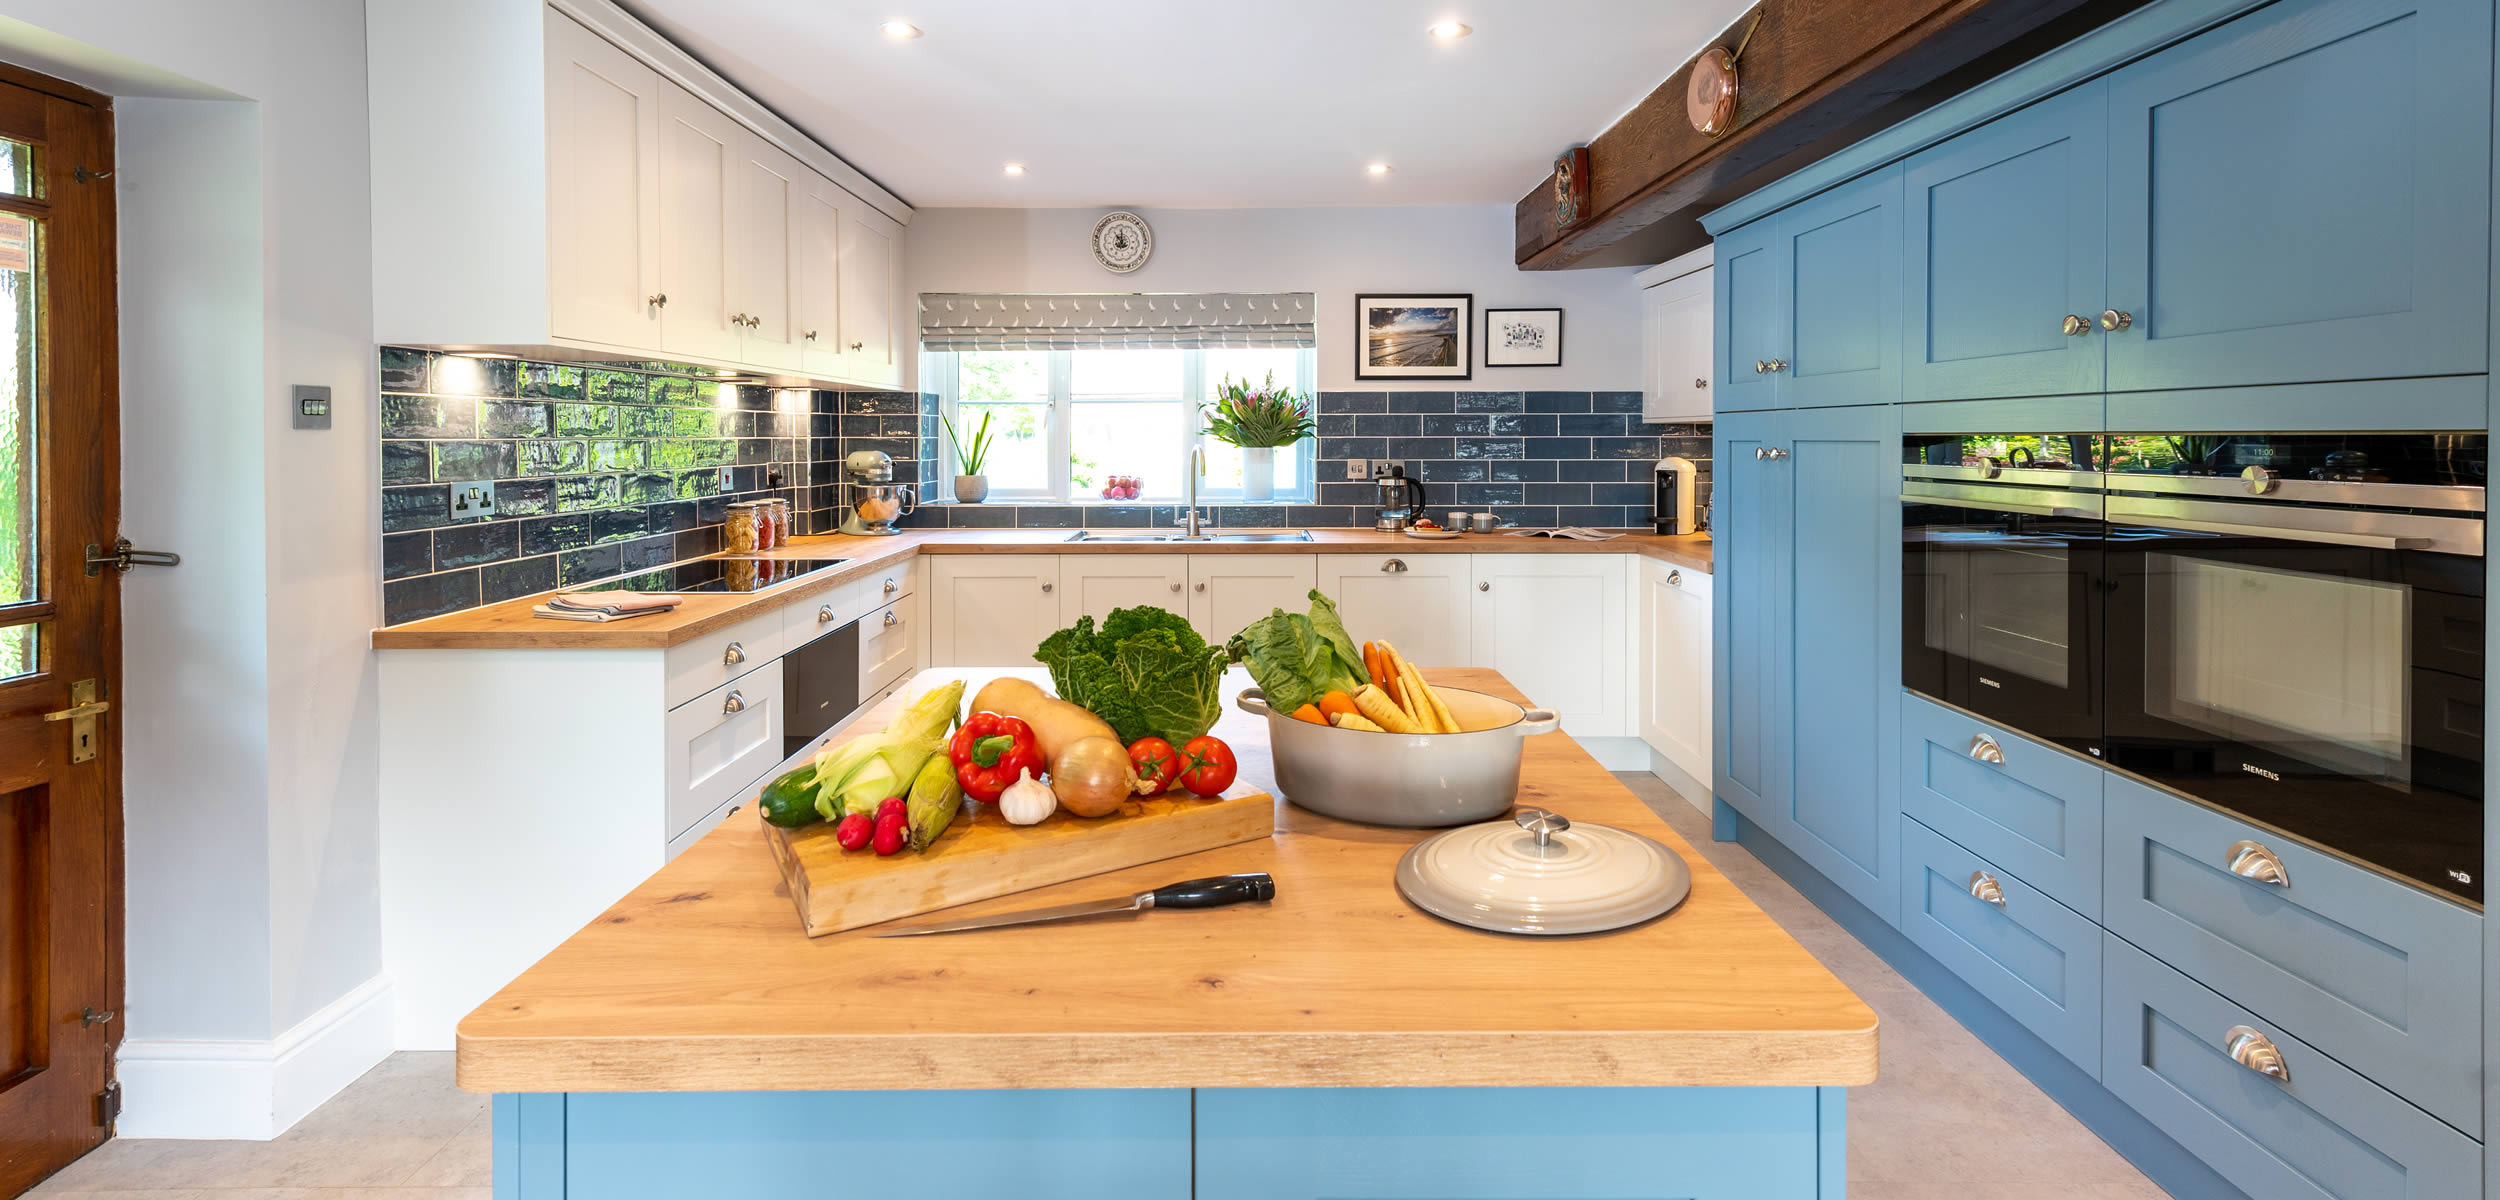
[1899,692,2103,919]
[2103,774,2480,1133]
[2103,936,2479,1200]
[1900,817,2101,1075]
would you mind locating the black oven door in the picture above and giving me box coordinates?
[1901,479,2106,754]
[2102,495,2484,904]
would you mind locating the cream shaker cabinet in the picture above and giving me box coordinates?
[728,128,805,370]
[1470,556,1629,736]
[1059,555,1192,627]
[1315,555,1474,670]
[1637,556,1712,783]
[929,556,1065,668]
[1636,245,1715,424]
[1188,555,1318,645]
[543,12,663,351]
[655,82,743,363]
[839,203,903,388]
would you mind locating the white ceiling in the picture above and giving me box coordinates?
[614,0,1750,210]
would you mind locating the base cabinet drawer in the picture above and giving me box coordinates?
[2103,775,2481,1130]
[1899,817,2101,1074]
[2103,935,2479,1200]
[664,669,784,839]
[665,606,786,709]
[858,598,912,697]
[1899,692,2102,917]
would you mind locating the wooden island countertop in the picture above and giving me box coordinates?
[454,666,1873,1096]
[371,528,1711,651]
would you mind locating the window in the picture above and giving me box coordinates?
[935,346,1317,502]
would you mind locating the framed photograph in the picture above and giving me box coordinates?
[1485,308,1564,367]
[1355,293,1472,380]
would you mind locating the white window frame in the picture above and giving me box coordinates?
[930,347,1318,503]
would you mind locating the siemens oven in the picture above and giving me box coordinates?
[2100,434,2486,904]
[1901,433,2108,753]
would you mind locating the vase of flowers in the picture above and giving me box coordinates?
[942,410,996,503]
[1203,371,1316,503]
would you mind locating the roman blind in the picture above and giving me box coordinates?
[918,292,1315,351]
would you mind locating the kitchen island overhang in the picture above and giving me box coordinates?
[462,667,1872,1199]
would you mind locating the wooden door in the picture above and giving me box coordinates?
[837,209,899,387]
[1777,166,1900,408]
[655,83,740,363]
[0,68,123,1198]
[1314,554,1471,669]
[1710,412,1784,826]
[1057,554,1187,626]
[542,11,661,350]
[1710,219,1784,411]
[1900,83,2107,403]
[727,130,801,370]
[2102,0,2489,392]
[1470,555,1626,736]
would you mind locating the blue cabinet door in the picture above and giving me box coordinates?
[2102,0,2491,391]
[1714,217,1787,411]
[1779,404,1901,922]
[1712,411,1787,827]
[1780,167,1903,408]
[1899,691,2104,918]
[1901,82,2108,403]
[1899,817,2102,1075]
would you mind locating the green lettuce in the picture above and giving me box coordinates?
[1224,589,1373,716]
[1033,605,1228,746]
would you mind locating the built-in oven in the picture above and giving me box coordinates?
[1901,433,2109,754]
[2100,433,2486,904]
[784,618,861,758]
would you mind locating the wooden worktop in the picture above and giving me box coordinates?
[371,528,1713,651]
[454,666,1874,1095]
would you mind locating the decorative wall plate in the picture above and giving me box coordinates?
[1091,210,1153,274]
[1685,14,1763,138]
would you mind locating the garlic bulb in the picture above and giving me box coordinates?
[999,768,1056,826]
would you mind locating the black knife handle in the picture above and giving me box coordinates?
[1147,873,1277,909]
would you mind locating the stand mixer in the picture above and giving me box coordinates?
[838,450,917,536]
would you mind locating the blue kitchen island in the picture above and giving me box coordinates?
[460,668,1875,1199]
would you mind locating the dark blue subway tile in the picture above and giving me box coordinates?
[940,504,1013,528]
[1416,459,1486,483]
[1318,391,1387,413]
[1558,459,1627,483]
[1287,506,1359,528]
[1558,413,1632,437]
[518,362,584,400]
[1525,437,1590,460]
[1558,505,1632,527]
[1500,505,1559,529]
[1490,459,1558,482]
[382,531,430,580]
[1454,438,1523,460]
[1356,414,1422,436]
[378,347,431,393]
[383,569,478,625]
[1593,436,1662,459]
[520,513,593,556]
[433,520,519,569]
[1491,413,1557,437]
[382,440,429,485]
[618,533,678,573]
[381,394,475,439]
[382,485,452,533]
[674,526,723,559]
[1420,414,1488,437]
[1017,506,1084,528]
[429,355,518,398]
[1454,391,1524,413]
[645,499,696,533]
[479,554,557,605]
[591,508,647,543]
[1527,483,1590,506]
[1525,391,1591,413]
[558,544,622,586]
[1317,482,1376,506]
[1215,505,1285,528]
[1591,483,1653,506]
[1085,506,1154,528]
[1319,437,1387,460]
[1315,414,1356,437]
[1386,391,1455,414]
[1592,391,1644,414]
[1457,483,1523,506]
[1386,437,1455,459]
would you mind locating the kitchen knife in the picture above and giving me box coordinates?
[870,873,1277,937]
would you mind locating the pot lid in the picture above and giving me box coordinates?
[1395,808,1692,936]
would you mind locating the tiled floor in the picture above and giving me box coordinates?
[23,772,2165,1200]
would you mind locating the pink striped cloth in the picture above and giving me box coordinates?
[553,592,683,612]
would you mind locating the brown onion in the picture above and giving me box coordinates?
[1050,735,1143,818]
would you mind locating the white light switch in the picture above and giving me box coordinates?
[1344,458,1370,479]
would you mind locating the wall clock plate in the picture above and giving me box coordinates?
[1687,47,1739,137]
[1092,210,1153,274]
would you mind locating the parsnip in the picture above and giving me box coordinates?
[1353,684,1423,734]
[1330,711,1387,733]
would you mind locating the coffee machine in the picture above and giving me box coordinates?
[1374,465,1429,531]
[838,450,917,536]
[1653,456,1696,535]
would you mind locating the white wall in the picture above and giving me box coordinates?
[0,0,386,1138]
[905,206,1645,391]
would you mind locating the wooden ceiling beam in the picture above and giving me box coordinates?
[1516,0,2146,270]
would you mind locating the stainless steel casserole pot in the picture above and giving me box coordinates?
[1235,687,1560,827]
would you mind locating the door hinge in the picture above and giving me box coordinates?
[95,1081,120,1128]
[85,537,180,577]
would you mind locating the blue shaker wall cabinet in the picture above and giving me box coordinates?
[1714,170,1904,411]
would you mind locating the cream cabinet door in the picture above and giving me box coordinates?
[795,179,848,380]
[544,13,661,350]
[930,556,1062,667]
[657,83,741,362]
[1060,555,1190,626]
[839,207,901,387]
[1315,554,1473,669]
[664,668,784,842]
[1639,558,1713,781]
[729,129,803,370]
[1642,266,1713,424]
[1470,555,1629,735]
[1188,554,1317,645]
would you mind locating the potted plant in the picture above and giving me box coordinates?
[941,409,996,503]
[1203,372,1316,502]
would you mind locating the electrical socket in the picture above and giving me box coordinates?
[1344,458,1370,479]
[1372,460,1399,479]
[449,481,496,519]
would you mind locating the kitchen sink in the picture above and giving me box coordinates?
[1064,530,1315,544]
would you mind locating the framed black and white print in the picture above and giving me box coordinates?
[1484,308,1563,367]
[1355,293,1472,380]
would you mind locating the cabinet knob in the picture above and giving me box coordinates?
[1753,447,1768,460]
[883,610,899,628]
[1753,360,1770,374]
[2226,840,2289,887]
[883,578,898,594]
[1764,447,1788,461]
[850,341,865,351]
[1968,734,2003,764]
[1771,358,1788,372]
[1041,582,1053,593]
[1170,581,1183,593]
[730,311,748,326]
[817,604,835,624]
[647,293,668,309]
[2224,1025,2290,1082]
[805,329,819,341]
[1693,377,1707,389]
[721,690,747,715]
[1194,582,1206,592]
[722,640,746,666]
[1382,558,1408,573]
[1967,871,2006,907]
[2100,308,2133,332]
[1667,569,1682,586]
[1478,581,1490,592]
[2062,314,2092,337]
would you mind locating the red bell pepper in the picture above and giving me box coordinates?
[948,711,1044,804]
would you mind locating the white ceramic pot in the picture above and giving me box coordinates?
[954,474,988,504]
[1242,447,1275,502]
[1235,686,1559,826]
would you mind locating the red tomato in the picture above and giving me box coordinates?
[1128,737,1180,795]
[1178,736,1237,797]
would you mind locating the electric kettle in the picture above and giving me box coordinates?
[1374,465,1429,531]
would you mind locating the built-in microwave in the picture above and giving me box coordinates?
[1904,432,2487,906]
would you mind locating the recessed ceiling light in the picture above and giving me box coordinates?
[1367,162,1393,176]
[1427,20,1471,40]
[1003,163,1025,176]
[881,20,922,38]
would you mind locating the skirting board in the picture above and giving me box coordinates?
[115,975,394,1140]
[1577,736,1655,773]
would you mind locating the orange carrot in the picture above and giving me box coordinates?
[1318,690,1360,720]
[1290,703,1330,726]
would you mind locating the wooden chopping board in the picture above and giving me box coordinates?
[760,672,1276,937]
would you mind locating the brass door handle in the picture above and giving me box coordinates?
[44,699,110,723]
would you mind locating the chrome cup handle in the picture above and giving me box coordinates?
[1968,734,2004,764]
[2227,841,2289,887]
[1967,871,2006,907]
[722,641,746,667]
[2225,1025,2290,1081]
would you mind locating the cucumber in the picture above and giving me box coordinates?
[757,765,823,828]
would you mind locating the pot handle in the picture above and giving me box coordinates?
[1235,688,1274,718]
[1516,708,1561,737]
